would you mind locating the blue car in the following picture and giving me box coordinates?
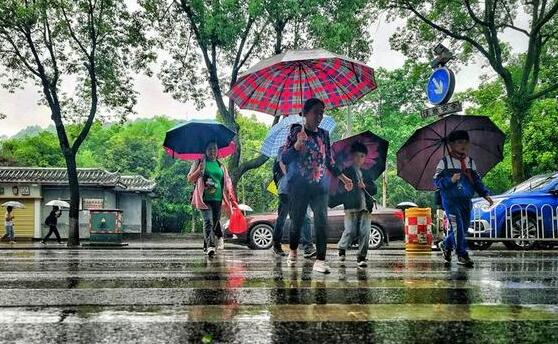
[468,172,558,250]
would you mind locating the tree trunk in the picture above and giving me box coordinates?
[64,152,81,247]
[508,103,526,183]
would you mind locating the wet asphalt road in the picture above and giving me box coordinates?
[0,244,557,343]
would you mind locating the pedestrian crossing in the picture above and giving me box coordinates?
[0,247,557,343]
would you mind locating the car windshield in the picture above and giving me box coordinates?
[505,173,558,194]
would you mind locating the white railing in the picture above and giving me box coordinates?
[467,203,558,242]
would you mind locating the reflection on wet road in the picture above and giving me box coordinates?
[0,247,557,343]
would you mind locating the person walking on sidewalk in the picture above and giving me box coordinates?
[281,98,353,274]
[435,130,493,268]
[41,206,62,245]
[337,142,378,268]
[272,158,317,258]
[188,141,238,258]
[3,206,16,244]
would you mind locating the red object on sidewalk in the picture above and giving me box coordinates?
[228,208,248,234]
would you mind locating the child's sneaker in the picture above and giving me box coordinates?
[439,241,452,263]
[313,260,331,274]
[206,247,216,258]
[457,254,474,268]
[357,256,367,268]
[273,243,287,257]
[287,251,297,267]
[303,246,317,259]
[40,241,46,246]
[338,249,346,262]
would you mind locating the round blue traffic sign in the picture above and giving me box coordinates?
[426,67,455,105]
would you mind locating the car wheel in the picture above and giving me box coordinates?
[248,224,274,250]
[368,225,384,250]
[503,213,538,250]
[467,240,493,250]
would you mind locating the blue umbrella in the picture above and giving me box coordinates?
[260,115,336,157]
[163,119,237,161]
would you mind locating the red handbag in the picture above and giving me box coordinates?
[228,207,247,234]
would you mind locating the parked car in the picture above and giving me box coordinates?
[225,206,405,250]
[469,172,558,250]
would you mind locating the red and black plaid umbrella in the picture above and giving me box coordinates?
[227,49,376,116]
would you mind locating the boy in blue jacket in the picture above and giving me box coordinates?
[435,130,493,267]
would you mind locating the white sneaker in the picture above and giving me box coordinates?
[313,260,331,274]
[217,237,225,250]
[287,252,297,267]
[206,247,216,258]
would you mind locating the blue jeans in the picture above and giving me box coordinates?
[338,211,371,260]
[443,200,472,257]
[4,224,14,241]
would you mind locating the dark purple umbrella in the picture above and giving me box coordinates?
[396,115,505,191]
[329,131,389,207]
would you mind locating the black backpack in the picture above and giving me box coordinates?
[44,214,54,226]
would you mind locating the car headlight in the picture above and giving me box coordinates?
[473,198,504,211]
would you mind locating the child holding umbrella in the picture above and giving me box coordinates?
[281,98,353,274]
[435,130,494,267]
[337,141,378,267]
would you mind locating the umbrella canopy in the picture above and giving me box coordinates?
[45,200,70,208]
[260,115,336,157]
[328,131,389,207]
[396,115,505,191]
[1,201,25,208]
[163,119,237,161]
[228,48,376,116]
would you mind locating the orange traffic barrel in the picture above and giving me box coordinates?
[404,208,433,253]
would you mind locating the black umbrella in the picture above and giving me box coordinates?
[396,115,505,191]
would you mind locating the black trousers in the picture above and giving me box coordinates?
[289,186,329,260]
[43,225,61,242]
[201,200,223,249]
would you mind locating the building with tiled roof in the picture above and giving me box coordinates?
[0,167,156,240]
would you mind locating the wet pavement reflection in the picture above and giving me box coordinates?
[0,246,557,343]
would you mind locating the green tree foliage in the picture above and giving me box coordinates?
[140,0,374,185]
[0,0,154,245]
[462,75,558,192]
[330,63,434,207]
[1,131,65,167]
[235,114,276,213]
[0,114,274,230]
[373,0,558,183]
[152,154,196,233]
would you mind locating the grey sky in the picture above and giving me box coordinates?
[0,7,528,137]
